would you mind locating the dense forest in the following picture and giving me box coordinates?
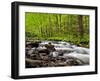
[25,12,89,48]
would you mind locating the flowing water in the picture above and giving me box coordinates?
[26,40,89,68]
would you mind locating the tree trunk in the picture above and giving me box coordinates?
[59,14,62,32]
[55,15,59,33]
[78,15,84,38]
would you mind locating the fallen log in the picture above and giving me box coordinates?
[25,58,42,63]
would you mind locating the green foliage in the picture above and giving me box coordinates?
[25,32,37,37]
[25,12,89,48]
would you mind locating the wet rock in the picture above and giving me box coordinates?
[39,53,49,60]
[49,52,58,57]
[25,58,42,68]
[45,42,56,52]
[38,49,49,55]
[65,59,81,65]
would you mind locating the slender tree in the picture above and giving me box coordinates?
[78,15,84,38]
[55,15,59,33]
[59,14,62,33]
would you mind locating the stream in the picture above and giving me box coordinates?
[26,40,89,68]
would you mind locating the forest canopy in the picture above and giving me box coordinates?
[25,12,89,48]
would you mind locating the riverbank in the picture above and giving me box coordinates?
[25,40,89,68]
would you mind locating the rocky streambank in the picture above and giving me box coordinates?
[25,40,89,68]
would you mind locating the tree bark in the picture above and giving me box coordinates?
[55,15,59,32]
[59,14,62,32]
[78,15,84,38]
